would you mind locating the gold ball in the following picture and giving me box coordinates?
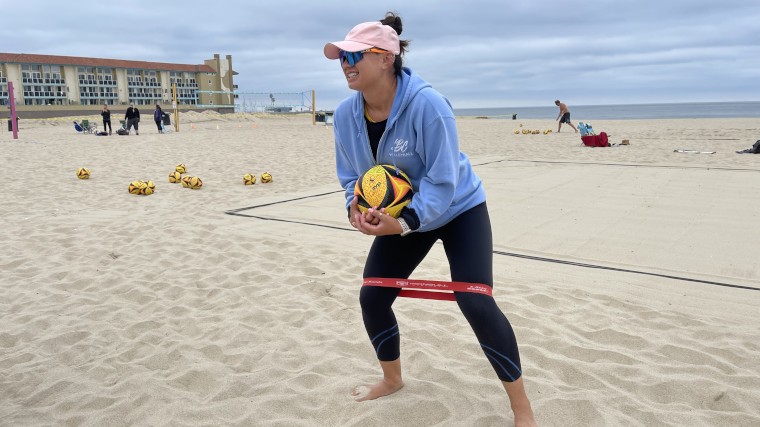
[76,167,91,179]
[243,173,257,185]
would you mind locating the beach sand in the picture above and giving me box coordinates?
[1,112,759,426]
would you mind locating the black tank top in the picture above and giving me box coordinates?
[366,118,387,160]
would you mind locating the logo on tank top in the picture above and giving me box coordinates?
[391,138,413,157]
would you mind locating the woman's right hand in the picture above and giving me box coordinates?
[349,196,380,229]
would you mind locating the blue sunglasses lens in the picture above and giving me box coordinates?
[339,50,363,66]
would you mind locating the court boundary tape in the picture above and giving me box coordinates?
[224,162,759,293]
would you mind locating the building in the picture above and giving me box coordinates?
[0,53,235,118]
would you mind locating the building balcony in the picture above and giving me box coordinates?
[128,81,162,87]
[24,91,67,97]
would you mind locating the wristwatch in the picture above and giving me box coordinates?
[397,218,413,236]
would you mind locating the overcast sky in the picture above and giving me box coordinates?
[3,0,759,110]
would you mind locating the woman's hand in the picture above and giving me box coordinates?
[349,196,402,236]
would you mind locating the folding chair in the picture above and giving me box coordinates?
[81,119,98,134]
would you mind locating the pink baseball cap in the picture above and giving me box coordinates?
[324,21,400,59]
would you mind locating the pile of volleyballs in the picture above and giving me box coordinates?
[76,163,273,195]
[514,129,553,135]
[128,180,156,195]
[242,172,273,185]
[169,163,202,190]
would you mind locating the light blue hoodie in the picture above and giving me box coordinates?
[334,67,486,232]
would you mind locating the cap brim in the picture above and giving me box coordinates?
[324,40,375,59]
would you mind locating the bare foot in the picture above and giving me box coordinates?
[514,409,538,427]
[351,379,404,401]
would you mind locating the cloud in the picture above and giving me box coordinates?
[2,0,758,109]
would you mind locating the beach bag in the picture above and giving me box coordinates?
[116,128,129,135]
[582,132,610,147]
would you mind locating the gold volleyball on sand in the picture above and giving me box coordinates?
[187,176,203,189]
[128,180,147,195]
[260,172,272,183]
[175,163,187,173]
[168,171,182,183]
[181,176,192,188]
[243,173,257,185]
[142,180,156,195]
[76,167,91,179]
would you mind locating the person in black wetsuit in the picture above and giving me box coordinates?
[153,104,164,133]
[101,105,112,135]
[324,12,536,426]
[125,103,140,135]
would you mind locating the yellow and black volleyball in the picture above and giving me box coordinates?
[76,167,91,179]
[142,180,156,195]
[175,163,187,173]
[168,171,182,183]
[243,173,256,185]
[128,180,147,195]
[181,176,192,188]
[260,172,273,183]
[354,164,413,218]
[188,176,203,189]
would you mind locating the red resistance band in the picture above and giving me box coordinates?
[362,277,493,301]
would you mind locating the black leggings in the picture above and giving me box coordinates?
[361,202,522,382]
[103,119,112,133]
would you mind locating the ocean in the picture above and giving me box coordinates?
[453,101,760,120]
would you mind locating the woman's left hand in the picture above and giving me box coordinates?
[354,208,403,236]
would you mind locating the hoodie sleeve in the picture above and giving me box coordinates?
[333,108,361,211]
[407,93,460,229]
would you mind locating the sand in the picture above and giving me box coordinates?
[1,112,759,426]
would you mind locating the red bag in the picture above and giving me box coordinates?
[581,132,610,147]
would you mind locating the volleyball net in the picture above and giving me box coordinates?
[196,90,315,114]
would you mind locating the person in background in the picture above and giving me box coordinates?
[324,12,537,426]
[555,100,578,133]
[101,105,112,135]
[125,103,140,135]
[153,104,164,133]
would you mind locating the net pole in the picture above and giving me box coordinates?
[312,90,316,126]
[172,83,179,132]
[9,82,18,139]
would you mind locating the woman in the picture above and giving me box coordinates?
[101,105,112,135]
[325,13,537,426]
[153,104,164,133]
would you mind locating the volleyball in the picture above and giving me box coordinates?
[260,172,272,183]
[181,176,192,188]
[354,164,413,218]
[128,180,146,195]
[188,176,203,189]
[175,163,187,173]
[142,180,156,195]
[243,173,257,185]
[76,167,91,179]
[168,171,182,183]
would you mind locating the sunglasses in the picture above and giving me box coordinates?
[338,48,389,66]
